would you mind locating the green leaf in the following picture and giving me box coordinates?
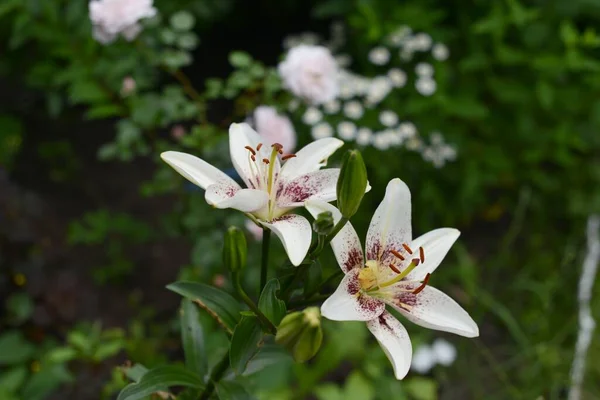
[21,363,72,400]
[229,316,263,375]
[0,366,27,392]
[216,380,256,400]
[258,279,286,325]
[344,372,374,400]
[123,363,148,383]
[117,365,204,400]
[244,345,293,376]
[304,262,322,297]
[167,281,243,334]
[180,299,207,376]
[44,347,77,364]
[229,51,252,68]
[0,331,35,365]
[86,104,123,119]
[404,377,437,400]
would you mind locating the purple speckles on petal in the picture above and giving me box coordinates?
[367,239,382,261]
[359,295,385,314]
[395,291,419,310]
[278,169,339,206]
[344,248,363,273]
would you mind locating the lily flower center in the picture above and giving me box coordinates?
[357,243,431,298]
[244,143,297,219]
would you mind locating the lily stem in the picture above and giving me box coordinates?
[324,217,349,245]
[200,350,230,400]
[260,228,271,294]
[234,274,276,335]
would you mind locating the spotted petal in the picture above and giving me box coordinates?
[305,200,363,273]
[366,178,412,263]
[387,286,479,338]
[367,311,412,380]
[280,137,343,181]
[405,228,461,281]
[260,214,311,267]
[321,269,385,321]
[205,184,269,213]
[278,169,340,208]
[161,151,237,190]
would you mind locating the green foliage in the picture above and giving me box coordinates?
[229,316,263,375]
[117,365,204,400]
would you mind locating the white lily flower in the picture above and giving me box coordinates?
[305,178,478,379]
[162,123,344,266]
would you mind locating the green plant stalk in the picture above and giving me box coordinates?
[200,350,230,400]
[324,217,349,246]
[234,274,276,335]
[260,228,271,293]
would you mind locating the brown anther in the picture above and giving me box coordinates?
[412,273,431,294]
[271,143,283,152]
[402,243,413,254]
[244,146,256,155]
[251,155,256,161]
[257,143,263,151]
[411,258,420,267]
[388,263,401,274]
[281,154,297,161]
[262,158,270,164]
[278,149,283,154]
[390,249,405,261]
[419,247,424,263]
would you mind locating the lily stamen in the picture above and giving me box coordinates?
[262,158,270,164]
[244,146,256,155]
[388,263,401,274]
[256,143,263,151]
[412,273,431,294]
[419,247,424,263]
[282,154,297,161]
[390,249,405,261]
[402,243,413,254]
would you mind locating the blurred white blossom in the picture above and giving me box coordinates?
[356,127,373,146]
[411,32,433,52]
[373,132,392,150]
[432,43,450,61]
[121,76,136,96]
[311,122,334,139]
[253,106,297,152]
[432,339,457,366]
[368,47,391,65]
[366,76,393,105]
[302,107,323,125]
[411,345,436,374]
[89,0,156,44]
[416,78,437,96]
[388,26,412,47]
[415,62,434,77]
[343,101,364,119]
[323,99,341,114]
[387,68,407,88]
[399,122,417,139]
[379,110,399,127]
[337,121,357,140]
[335,54,352,68]
[278,45,338,104]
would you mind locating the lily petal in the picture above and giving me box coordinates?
[367,311,412,380]
[278,169,340,208]
[260,214,311,266]
[229,123,281,189]
[406,228,461,281]
[280,137,343,181]
[388,286,479,338]
[305,200,363,273]
[366,178,412,262]
[205,184,269,213]
[321,269,385,321]
[161,151,237,190]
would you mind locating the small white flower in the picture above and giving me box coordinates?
[432,338,457,366]
[412,33,432,52]
[415,78,437,96]
[432,43,449,61]
[405,136,423,151]
[337,121,357,141]
[162,123,347,266]
[415,62,434,77]
[379,110,399,127]
[288,99,300,112]
[356,127,373,146]
[411,345,436,374]
[305,179,478,379]
[302,107,323,125]
[278,45,339,105]
[312,122,334,139]
[368,47,391,65]
[343,101,364,119]
[335,54,352,68]
[388,26,412,47]
[366,76,393,105]
[430,131,444,145]
[441,145,457,161]
[399,49,414,62]
[387,68,407,88]
[121,76,136,96]
[89,0,156,44]
[399,122,417,139]
[323,100,341,114]
[373,132,392,150]
[253,106,297,152]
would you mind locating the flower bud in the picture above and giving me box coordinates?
[222,226,247,273]
[275,307,323,362]
[312,211,334,235]
[336,150,368,218]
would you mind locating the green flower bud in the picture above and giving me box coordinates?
[336,150,368,218]
[275,307,323,363]
[222,226,247,273]
[312,211,334,235]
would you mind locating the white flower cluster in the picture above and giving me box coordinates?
[421,132,457,168]
[411,338,458,374]
[89,0,156,44]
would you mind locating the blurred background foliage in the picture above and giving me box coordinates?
[1,0,599,399]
